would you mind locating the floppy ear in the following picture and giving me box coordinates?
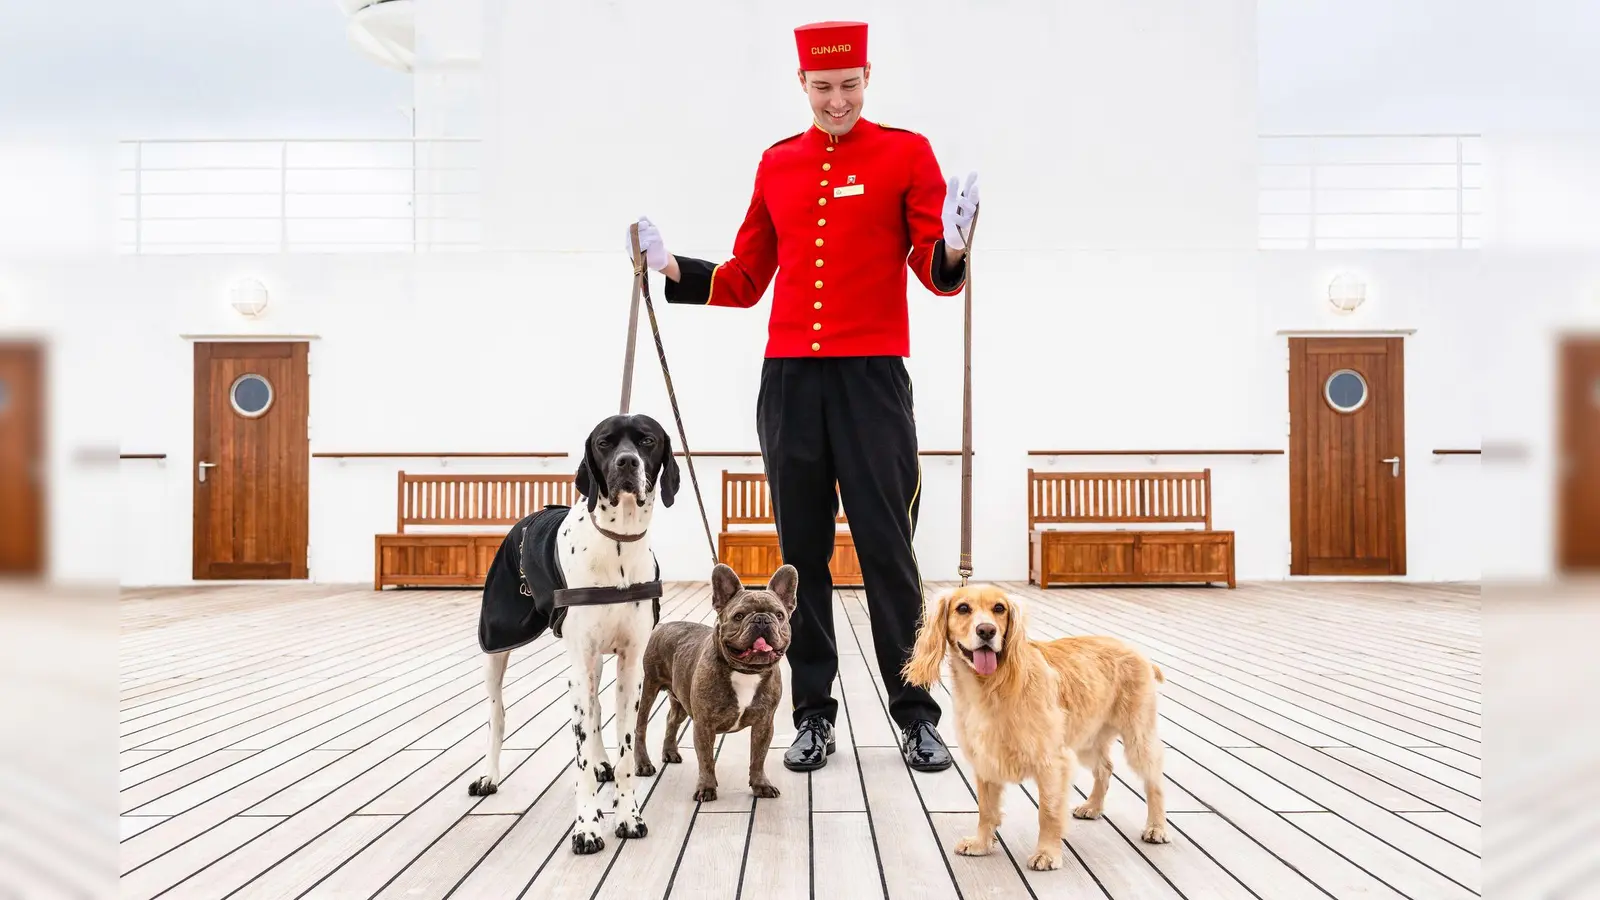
[657,433,680,508]
[1000,591,1030,665]
[710,563,743,613]
[901,592,951,689]
[574,436,606,512]
[768,564,798,614]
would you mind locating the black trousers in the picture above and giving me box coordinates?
[756,356,940,731]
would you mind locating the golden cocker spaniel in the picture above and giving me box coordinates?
[903,584,1170,871]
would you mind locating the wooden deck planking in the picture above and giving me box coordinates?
[116,579,1480,899]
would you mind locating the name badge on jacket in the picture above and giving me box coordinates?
[833,183,865,198]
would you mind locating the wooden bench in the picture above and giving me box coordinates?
[373,472,576,590]
[1027,469,1235,588]
[718,471,863,587]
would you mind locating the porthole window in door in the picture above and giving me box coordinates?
[1324,369,1368,413]
[230,373,273,418]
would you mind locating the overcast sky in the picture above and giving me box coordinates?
[0,0,1594,140]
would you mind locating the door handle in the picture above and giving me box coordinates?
[198,460,217,483]
[1382,456,1401,477]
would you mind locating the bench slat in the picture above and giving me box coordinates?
[395,472,576,531]
[720,472,845,529]
[1028,469,1212,528]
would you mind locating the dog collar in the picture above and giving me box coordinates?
[593,523,647,543]
[552,580,664,609]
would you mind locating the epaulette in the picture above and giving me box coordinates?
[766,131,805,150]
[877,123,925,137]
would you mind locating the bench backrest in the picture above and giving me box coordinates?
[396,472,577,532]
[721,471,846,530]
[1027,469,1213,530]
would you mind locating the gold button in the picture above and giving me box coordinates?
[821,180,829,187]
[815,238,824,247]
[812,342,821,351]
[814,301,823,309]
[823,163,832,171]
[818,197,827,206]
[813,322,822,331]
[815,259,824,267]
[817,218,826,226]
[826,146,835,152]
[814,280,823,288]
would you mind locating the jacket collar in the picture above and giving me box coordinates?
[805,117,876,148]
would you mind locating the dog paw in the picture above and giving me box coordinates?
[467,777,498,797]
[1072,802,1103,820]
[571,827,605,855]
[635,760,656,778]
[1027,849,1063,871]
[953,835,994,857]
[693,785,717,802]
[750,782,780,799]
[662,748,682,764]
[596,761,615,783]
[615,816,648,839]
[1141,824,1171,844]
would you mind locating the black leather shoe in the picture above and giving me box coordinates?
[901,719,953,772]
[784,715,836,772]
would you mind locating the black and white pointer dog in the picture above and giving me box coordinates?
[468,413,679,855]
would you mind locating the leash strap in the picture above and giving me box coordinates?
[626,225,720,566]
[622,227,646,414]
[553,579,665,609]
[958,207,978,587]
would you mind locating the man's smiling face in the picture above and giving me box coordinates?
[799,64,870,135]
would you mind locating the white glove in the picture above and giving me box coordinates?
[628,216,671,272]
[942,172,980,251]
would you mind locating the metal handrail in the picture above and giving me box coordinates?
[1258,132,1481,250]
[116,134,1483,254]
[118,137,481,254]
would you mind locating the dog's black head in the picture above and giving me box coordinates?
[573,414,679,512]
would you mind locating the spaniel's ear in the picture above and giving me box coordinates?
[999,590,1030,674]
[902,591,952,689]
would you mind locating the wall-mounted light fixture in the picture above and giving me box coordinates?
[230,278,269,318]
[1327,272,1366,314]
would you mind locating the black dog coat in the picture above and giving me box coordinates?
[477,505,662,654]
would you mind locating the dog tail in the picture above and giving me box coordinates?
[1152,662,1166,684]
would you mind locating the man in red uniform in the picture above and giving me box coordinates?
[629,20,978,773]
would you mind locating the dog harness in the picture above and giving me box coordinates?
[477,504,662,654]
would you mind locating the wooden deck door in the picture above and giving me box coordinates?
[193,342,310,579]
[1559,337,1600,571]
[1289,337,1407,576]
[0,341,45,576]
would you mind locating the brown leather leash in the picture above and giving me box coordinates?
[623,224,719,566]
[958,206,979,587]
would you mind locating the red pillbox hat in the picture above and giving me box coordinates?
[794,21,867,70]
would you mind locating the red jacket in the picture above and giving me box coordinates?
[666,119,967,358]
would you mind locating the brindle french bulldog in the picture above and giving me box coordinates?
[634,563,796,801]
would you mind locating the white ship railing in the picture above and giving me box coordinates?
[117,137,480,253]
[116,134,1481,253]
[1258,133,1481,250]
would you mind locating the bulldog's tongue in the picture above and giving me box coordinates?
[973,648,998,676]
[752,637,773,653]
